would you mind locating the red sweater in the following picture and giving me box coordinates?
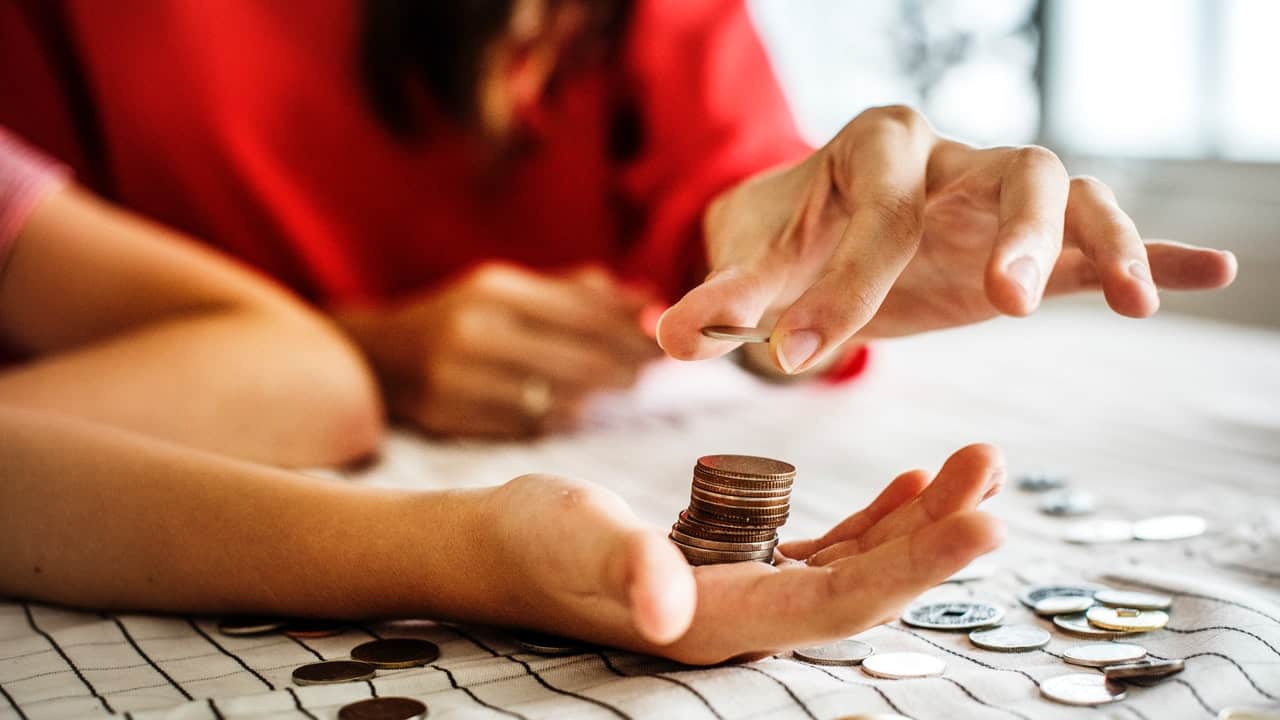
[0,0,810,307]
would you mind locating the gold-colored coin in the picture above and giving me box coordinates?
[1086,606,1169,632]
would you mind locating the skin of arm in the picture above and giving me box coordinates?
[0,185,384,466]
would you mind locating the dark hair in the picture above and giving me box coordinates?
[360,0,633,138]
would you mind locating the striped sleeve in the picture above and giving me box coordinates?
[0,125,71,270]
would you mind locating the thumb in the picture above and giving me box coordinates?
[656,265,786,361]
[608,529,697,645]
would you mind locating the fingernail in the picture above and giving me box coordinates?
[1007,256,1041,300]
[776,329,822,374]
[1128,261,1153,287]
[654,309,670,351]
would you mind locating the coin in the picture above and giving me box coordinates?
[1039,490,1096,516]
[512,630,585,656]
[861,652,946,679]
[687,505,789,530]
[1132,514,1207,541]
[1216,706,1280,720]
[902,601,1004,631]
[695,455,796,481]
[691,486,791,508]
[1093,589,1172,610]
[283,620,346,638]
[1040,673,1127,706]
[793,639,875,666]
[1062,642,1147,667]
[1086,606,1169,632]
[674,544,776,565]
[1034,595,1095,616]
[217,616,285,636]
[1019,583,1108,609]
[673,511,777,542]
[1104,658,1185,681]
[1018,473,1066,492]
[670,528,778,553]
[350,638,440,669]
[1053,613,1141,639]
[701,325,771,344]
[292,660,377,686]
[673,455,794,567]
[1063,520,1135,544]
[338,697,428,720]
[968,625,1050,652]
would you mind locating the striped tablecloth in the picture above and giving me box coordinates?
[3,305,1279,719]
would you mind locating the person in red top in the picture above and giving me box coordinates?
[0,0,1236,438]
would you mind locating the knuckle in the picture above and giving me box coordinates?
[1010,144,1064,174]
[866,192,924,247]
[866,104,926,132]
[1070,174,1117,202]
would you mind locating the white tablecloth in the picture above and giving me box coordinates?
[3,305,1278,719]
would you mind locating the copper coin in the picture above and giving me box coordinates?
[218,616,285,636]
[696,454,795,480]
[687,505,789,529]
[512,630,585,656]
[283,620,346,638]
[674,512,777,542]
[675,544,775,564]
[691,486,791,508]
[670,529,777,552]
[292,660,376,686]
[692,476,793,497]
[338,697,428,720]
[351,638,440,669]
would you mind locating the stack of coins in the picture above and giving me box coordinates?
[669,454,794,565]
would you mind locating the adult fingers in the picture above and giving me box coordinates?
[611,530,697,644]
[1047,241,1238,296]
[1062,176,1158,317]
[777,469,930,560]
[983,145,1071,316]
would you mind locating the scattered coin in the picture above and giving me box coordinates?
[292,660,377,686]
[1104,658,1186,681]
[1132,514,1207,541]
[1039,490,1096,516]
[1216,706,1280,720]
[338,697,428,720]
[1086,606,1169,632]
[1093,589,1173,611]
[1017,473,1066,492]
[217,616,285,637]
[1062,642,1148,667]
[1040,673,1127,706]
[512,630,585,656]
[351,638,440,669]
[1020,583,1108,609]
[943,560,995,583]
[1034,595,1095,616]
[1053,613,1141,639]
[902,601,1004,631]
[968,625,1050,652]
[1063,520,1135,544]
[861,652,946,679]
[793,639,875,666]
[283,619,346,639]
[701,325,771,344]
[670,455,794,566]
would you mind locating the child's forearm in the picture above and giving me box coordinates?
[0,406,493,620]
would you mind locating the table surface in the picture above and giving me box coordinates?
[3,305,1278,720]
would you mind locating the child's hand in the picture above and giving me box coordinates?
[482,443,1006,665]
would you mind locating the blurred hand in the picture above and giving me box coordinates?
[658,105,1239,373]
[343,263,661,437]
[486,443,1005,664]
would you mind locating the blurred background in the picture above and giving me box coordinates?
[748,0,1279,328]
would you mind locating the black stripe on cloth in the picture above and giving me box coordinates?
[1,634,203,662]
[1126,705,1153,720]
[939,676,1033,720]
[738,665,818,720]
[888,625,1041,686]
[597,652,724,720]
[1157,587,1280,625]
[186,619,274,690]
[206,697,226,719]
[1147,651,1279,701]
[104,614,193,701]
[506,654,633,719]
[0,681,29,720]
[283,634,326,662]
[443,625,500,656]
[1169,678,1217,717]
[20,602,113,714]
[789,661,912,718]
[286,686,319,720]
[1163,625,1280,659]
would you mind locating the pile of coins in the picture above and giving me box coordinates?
[669,454,794,566]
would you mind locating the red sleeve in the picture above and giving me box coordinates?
[616,0,811,302]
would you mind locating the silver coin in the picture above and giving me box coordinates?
[860,652,946,679]
[902,601,1004,631]
[701,325,771,343]
[673,543,775,564]
[1017,473,1066,492]
[1062,642,1148,667]
[1034,595,1095,616]
[512,630,585,656]
[793,639,875,666]
[1063,520,1135,544]
[1053,613,1141,639]
[1132,514,1207,541]
[292,660,377,686]
[1104,658,1185,681]
[1087,606,1169,632]
[1094,589,1173,610]
[1039,490,1096,516]
[1040,673,1127,706]
[968,625,1050,652]
[1019,583,1108,609]
[669,528,778,553]
[1216,706,1280,720]
[338,697,428,720]
[217,616,285,636]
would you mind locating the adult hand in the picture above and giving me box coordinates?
[338,263,661,437]
[486,443,1005,664]
[658,105,1239,374]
